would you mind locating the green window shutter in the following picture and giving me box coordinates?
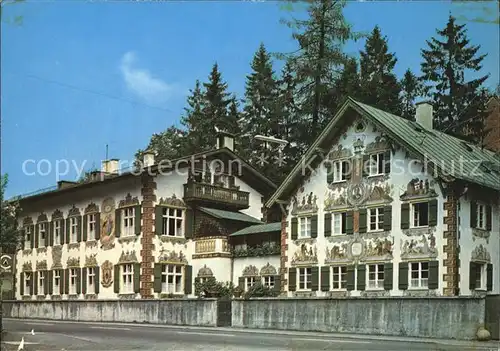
[64,269,69,295]
[324,213,332,237]
[346,265,355,291]
[383,150,391,174]
[82,215,88,242]
[359,209,367,234]
[49,222,54,246]
[357,265,366,291]
[114,265,120,294]
[326,162,333,184]
[362,155,370,178]
[469,262,477,290]
[154,264,162,293]
[486,264,493,291]
[398,262,408,290]
[273,275,281,293]
[115,209,122,238]
[291,217,298,240]
[30,225,35,248]
[311,266,319,291]
[20,273,24,296]
[310,215,318,238]
[134,263,141,293]
[155,206,163,236]
[185,208,194,239]
[95,267,100,294]
[59,271,64,295]
[401,203,410,229]
[344,160,352,181]
[470,201,477,228]
[48,271,53,295]
[320,266,330,291]
[238,277,245,290]
[288,268,297,291]
[34,224,39,249]
[60,220,65,245]
[44,272,49,295]
[384,263,393,290]
[76,268,82,295]
[345,211,354,235]
[95,213,101,240]
[184,265,193,294]
[428,260,439,289]
[486,205,492,231]
[65,218,70,245]
[76,216,82,242]
[82,268,87,295]
[135,205,141,235]
[34,272,38,296]
[428,199,438,227]
[383,206,392,231]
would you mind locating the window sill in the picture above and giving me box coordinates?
[84,293,98,300]
[118,293,137,300]
[51,294,62,300]
[361,290,390,298]
[159,293,185,299]
[68,294,79,300]
[293,290,316,298]
[159,235,187,244]
[36,295,47,301]
[67,243,80,250]
[118,236,138,244]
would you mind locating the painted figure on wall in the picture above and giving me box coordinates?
[100,197,116,250]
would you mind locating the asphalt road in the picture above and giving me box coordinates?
[2,319,499,351]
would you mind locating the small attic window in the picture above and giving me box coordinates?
[461,141,473,152]
[355,122,365,132]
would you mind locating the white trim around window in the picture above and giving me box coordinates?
[70,217,78,243]
[368,207,384,232]
[122,207,135,237]
[368,152,386,176]
[297,267,312,291]
[87,214,97,241]
[161,207,184,237]
[53,270,61,295]
[299,217,312,238]
[53,220,61,246]
[262,276,275,289]
[476,203,486,230]
[409,261,429,289]
[69,268,78,294]
[24,272,32,295]
[38,222,47,247]
[411,201,429,228]
[38,271,46,295]
[332,212,346,235]
[331,266,347,290]
[367,264,384,290]
[245,276,257,291]
[24,226,32,250]
[161,264,184,294]
[122,263,134,293]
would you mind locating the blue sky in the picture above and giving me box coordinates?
[1,1,498,198]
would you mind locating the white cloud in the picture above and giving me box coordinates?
[119,51,174,104]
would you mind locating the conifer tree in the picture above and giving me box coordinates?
[181,80,208,154]
[359,26,402,114]
[420,15,489,141]
[400,69,421,121]
[328,57,361,112]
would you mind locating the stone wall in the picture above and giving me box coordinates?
[232,297,486,340]
[485,295,500,340]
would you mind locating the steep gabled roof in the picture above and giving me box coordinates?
[266,97,500,207]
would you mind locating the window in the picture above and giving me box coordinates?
[70,217,78,243]
[87,214,96,241]
[332,213,347,235]
[54,220,61,246]
[332,160,349,182]
[474,263,486,290]
[24,272,31,295]
[331,266,347,290]
[38,223,47,247]
[411,202,429,227]
[69,268,78,294]
[368,152,387,176]
[53,270,61,294]
[298,267,312,290]
[24,226,32,250]
[368,207,384,232]
[476,204,486,230]
[122,208,135,237]
[263,276,275,289]
[88,267,96,293]
[367,264,384,289]
[245,276,257,291]
[299,217,312,238]
[162,208,184,237]
[38,271,45,295]
[162,265,183,294]
[410,262,429,289]
[122,264,134,293]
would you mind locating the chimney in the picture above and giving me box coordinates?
[216,131,235,151]
[101,159,120,174]
[143,149,156,168]
[415,101,434,130]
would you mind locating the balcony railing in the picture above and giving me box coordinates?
[193,237,230,258]
[184,182,249,209]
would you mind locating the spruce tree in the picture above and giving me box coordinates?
[420,15,489,141]
[138,126,186,164]
[359,26,402,114]
[181,80,210,154]
[400,69,421,121]
[328,57,361,111]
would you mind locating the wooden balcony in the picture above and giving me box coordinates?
[193,237,231,259]
[184,182,250,210]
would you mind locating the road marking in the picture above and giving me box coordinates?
[90,326,131,331]
[26,322,54,326]
[176,331,236,337]
[3,341,39,345]
[58,334,96,342]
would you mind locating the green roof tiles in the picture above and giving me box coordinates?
[229,222,281,237]
[198,207,263,224]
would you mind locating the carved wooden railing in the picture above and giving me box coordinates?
[184,182,249,208]
[194,238,230,254]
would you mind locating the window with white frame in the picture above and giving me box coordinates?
[332,212,347,235]
[262,276,275,289]
[161,265,183,294]
[24,226,32,250]
[367,264,384,289]
[410,262,429,289]
[332,160,349,182]
[162,208,184,237]
[299,217,312,238]
[476,204,486,230]
[88,267,96,292]
[122,264,134,293]
[331,266,347,290]
[245,276,257,291]
[298,267,312,290]
[69,268,78,294]
[411,202,429,227]
[38,222,47,247]
[368,152,387,176]
[368,207,384,232]
[38,271,45,295]
[53,270,61,294]
[24,272,31,295]
[474,263,486,290]
[87,214,96,240]
[122,207,135,237]
[54,220,61,246]
[70,217,78,243]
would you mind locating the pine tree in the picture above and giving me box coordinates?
[359,26,402,114]
[278,0,362,138]
[420,15,489,141]
[180,80,208,154]
[400,69,421,121]
[328,57,361,112]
